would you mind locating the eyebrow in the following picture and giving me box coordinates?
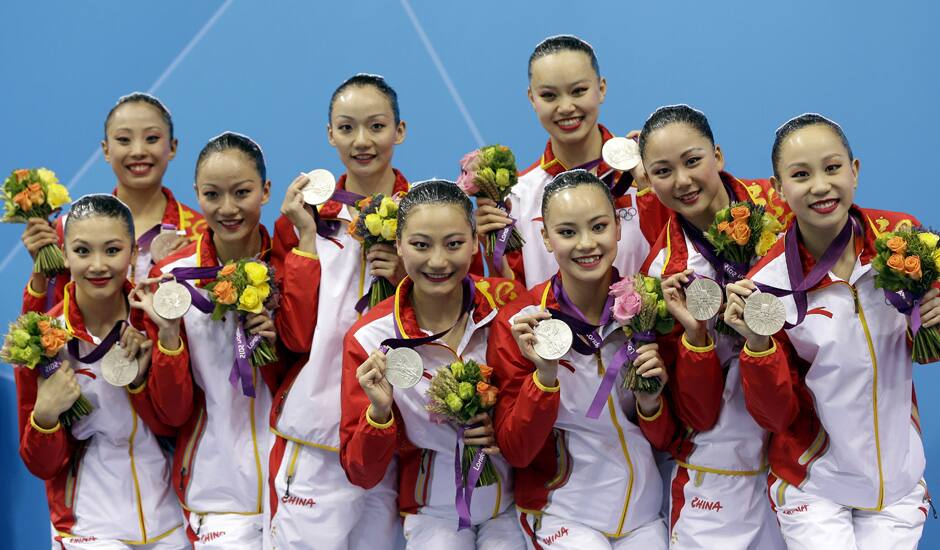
[113,126,164,133]
[552,214,612,226]
[536,79,591,90]
[198,179,256,188]
[335,114,390,120]
[70,239,126,246]
[409,232,466,240]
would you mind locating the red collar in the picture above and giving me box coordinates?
[539,124,617,178]
[195,224,272,271]
[793,205,875,280]
[109,186,183,229]
[59,280,141,344]
[392,275,496,339]
[319,169,409,219]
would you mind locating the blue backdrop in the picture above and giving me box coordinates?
[1,1,937,547]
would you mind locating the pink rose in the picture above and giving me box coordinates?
[609,276,635,299]
[612,291,642,324]
[456,149,482,195]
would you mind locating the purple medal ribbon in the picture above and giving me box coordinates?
[168,267,221,314]
[39,358,64,379]
[884,289,924,335]
[379,277,475,353]
[491,201,516,269]
[137,223,178,250]
[570,153,634,197]
[454,425,488,530]
[585,330,657,419]
[45,275,58,312]
[312,188,366,239]
[753,216,859,329]
[67,321,125,364]
[675,181,748,288]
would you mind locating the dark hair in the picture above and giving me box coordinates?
[195,131,267,182]
[540,169,615,220]
[329,73,401,126]
[528,34,600,80]
[639,104,715,160]
[104,92,174,140]
[771,113,854,180]
[64,194,135,241]
[396,180,475,239]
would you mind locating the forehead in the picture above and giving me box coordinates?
[530,50,596,85]
[402,203,470,233]
[643,123,712,158]
[66,215,132,242]
[107,101,167,131]
[197,149,261,182]
[780,125,847,158]
[545,185,612,221]
[332,85,393,118]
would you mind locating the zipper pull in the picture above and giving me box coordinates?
[285,474,293,498]
[179,467,187,492]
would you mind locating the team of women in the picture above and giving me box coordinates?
[11,34,939,549]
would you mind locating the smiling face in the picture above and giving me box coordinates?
[771,124,858,243]
[328,85,406,180]
[195,149,270,249]
[397,203,477,303]
[64,216,135,302]
[528,50,606,149]
[541,185,620,286]
[642,122,728,229]
[102,102,177,191]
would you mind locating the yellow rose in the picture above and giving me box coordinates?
[377,197,397,218]
[756,231,778,256]
[918,232,939,249]
[237,285,263,313]
[933,248,940,271]
[254,282,271,300]
[762,214,783,234]
[46,183,71,210]
[380,219,397,241]
[244,262,268,285]
[365,213,383,236]
[36,168,58,187]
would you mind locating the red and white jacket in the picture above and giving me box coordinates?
[340,276,524,523]
[490,274,676,537]
[270,170,409,451]
[475,125,667,288]
[23,186,207,313]
[146,227,286,515]
[740,206,926,510]
[642,174,790,474]
[16,282,184,543]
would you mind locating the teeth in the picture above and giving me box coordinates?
[557,118,580,128]
[574,256,599,264]
[811,200,837,210]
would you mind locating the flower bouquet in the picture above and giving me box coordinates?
[610,273,675,393]
[205,259,279,367]
[348,193,402,309]
[2,168,71,275]
[457,145,525,260]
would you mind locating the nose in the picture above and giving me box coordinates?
[218,194,239,216]
[576,230,596,251]
[90,251,107,272]
[427,246,448,269]
[557,95,576,115]
[130,138,145,157]
[352,127,369,149]
[675,167,694,187]
[809,173,831,196]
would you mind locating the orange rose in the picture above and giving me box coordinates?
[40,333,63,356]
[27,183,45,205]
[730,206,751,221]
[886,236,907,255]
[12,190,32,212]
[717,221,731,235]
[219,263,237,277]
[477,381,498,407]
[732,221,751,246]
[478,363,493,381]
[903,255,922,280]
[887,253,906,273]
[37,320,51,334]
[213,280,238,305]
[14,169,30,183]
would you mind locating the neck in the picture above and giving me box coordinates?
[116,184,167,233]
[798,214,851,261]
[551,125,603,170]
[411,281,465,334]
[344,167,397,197]
[213,228,262,264]
[560,269,613,325]
[688,182,731,232]
[74,286,127,338]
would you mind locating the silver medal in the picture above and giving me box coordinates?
[743,292,787,336]
[101,346,140,387]
[384,347,424,389]
[302,169,337,206]
[601,137,641,172]
[686,278,724,321]
[153,280,192,320]
[533,318,573,361]
[149,231,184,264]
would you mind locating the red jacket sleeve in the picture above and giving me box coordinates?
[140,314,194,428]
[638,393,680,452]
[670,331,724,432]
[489,296,560,468]
[272,215,321,355]
[636,189,671,246]
[21,275,68,315]
[339,327,398,489]
[15,366,73,480]
[738,333,801,434]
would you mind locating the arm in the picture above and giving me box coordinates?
[672,331,724,432]
[16,366,73,480]
[738,335,801,433]
[637,393,679,452]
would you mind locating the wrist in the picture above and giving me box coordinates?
[745,335,771,353]
[297,231,318,254]
[369,403,392,424]
[683,326,708,348]
[31,405,59,430]
[535,366,558,389]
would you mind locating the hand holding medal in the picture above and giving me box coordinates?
[510,309,565,386]
[356,349,395,422]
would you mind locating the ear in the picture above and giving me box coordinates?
[394,120,407,145]
[168,138,179,161]
[770,176,783,201]
[260,180,272,206]
[714,144,725,172]
[470,231,479,254]
[851,158,861,188]
[598,76,607,104]
[129,244,139,272]
[327,124,336,147]
[541,226,553,253]
[101,139,110,162]
[527,87,536,108]
[614,213,622,243]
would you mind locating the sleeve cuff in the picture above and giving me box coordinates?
[26,279,47,298]
[366,405,395,429]
[127,379,147,394]
[636,396,664,421]
[30,411,61,434]
[157,337,185,356]
[291,248,318,261]
[532,371,560,393]
[743,338,777,358]
[681,333,715,353]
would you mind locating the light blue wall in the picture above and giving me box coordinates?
[1,1,936,546]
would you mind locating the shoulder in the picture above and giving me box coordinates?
[859,207,920,235]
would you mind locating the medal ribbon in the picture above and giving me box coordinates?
[454,425,488,530]
[884,289,924,335]
[312,189,366,239]
[67,321,125,364]
[138,223,178,250]
[379,277,476,352]
[490,201,517,270]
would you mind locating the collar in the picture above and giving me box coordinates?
[195,225,272,280]
[792,205,875,287]
[110,186,183,230]
[539,124,618,179]
[392,275,497,340]
[61,280,141,344]
[319,168,409,220]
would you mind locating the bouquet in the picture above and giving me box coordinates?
[2,168,71,275]
[1,312,92,426]
[705,201,784,333]
[610,273,675,393]
[348,193,402,309]
[426,359,499,488]
[872,228,940,363]
[205,259,279,367]
[457,145,525,260]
